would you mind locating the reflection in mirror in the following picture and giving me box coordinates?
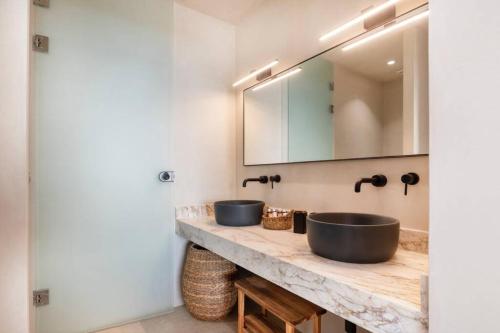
[244,9,428,165]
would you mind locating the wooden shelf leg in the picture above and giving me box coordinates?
[238,290,245,333]
[312,314,321,333]
[261,305,267,317]
[285,322,296,333]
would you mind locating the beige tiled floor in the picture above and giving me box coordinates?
[94,306,236,333]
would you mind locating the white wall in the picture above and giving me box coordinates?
[0,0,30,333]
[429,0,500,331]
[172,3,236,306]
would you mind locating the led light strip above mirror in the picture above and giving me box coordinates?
[342,10,429,51]
[252,68,302,92]
[233,59,279,87]
[319,0,400,42]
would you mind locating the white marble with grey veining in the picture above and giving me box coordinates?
[176,216,428,333]
[175,204,214,219]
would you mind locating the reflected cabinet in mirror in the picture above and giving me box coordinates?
[243,9,429,165]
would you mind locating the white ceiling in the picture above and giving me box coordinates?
[175,0,264,24]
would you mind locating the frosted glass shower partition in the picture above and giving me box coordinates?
[31,1,175,332]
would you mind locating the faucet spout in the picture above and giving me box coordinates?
[242,176,269,187]
[355,178,373,193]
[242,178,258,187]
[354,175,387,193]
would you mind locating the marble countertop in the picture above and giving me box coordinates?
[176,216,428,333]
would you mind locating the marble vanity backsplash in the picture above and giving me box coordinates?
[175,204,214,219]
[399,229,428,254]
[175,204,428,254]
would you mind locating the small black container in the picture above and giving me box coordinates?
[293,211,308,234]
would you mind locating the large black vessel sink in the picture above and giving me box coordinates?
[214,200,265,227]
[307,213,399,263]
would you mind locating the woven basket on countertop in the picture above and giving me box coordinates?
[182,243,237,321]
[262,210,294,230]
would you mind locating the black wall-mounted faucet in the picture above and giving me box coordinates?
[270,175,281,189]
[242,176,268,187]
[401,172,419,195]
[354,174,387,193]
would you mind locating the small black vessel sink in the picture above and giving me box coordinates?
[214,200,265,227]
[307,213,399,263]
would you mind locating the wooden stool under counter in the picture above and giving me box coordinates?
[235,275,326,333]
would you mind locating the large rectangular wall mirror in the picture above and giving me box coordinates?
[243,7,429,165]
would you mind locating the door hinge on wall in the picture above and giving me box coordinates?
[33,0,49,8]
[33,35,49,53]
[33,289,49,306]
[329,81,334,91]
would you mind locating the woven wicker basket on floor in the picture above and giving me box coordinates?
[182,243,237,321]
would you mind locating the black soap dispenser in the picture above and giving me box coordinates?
[293,211,308,234]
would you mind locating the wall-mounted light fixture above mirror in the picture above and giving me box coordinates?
[233,59,279,87]
[252,68,302,92]
[243,5,429,166]
[319,0,401,42]
[342,10,429,51]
